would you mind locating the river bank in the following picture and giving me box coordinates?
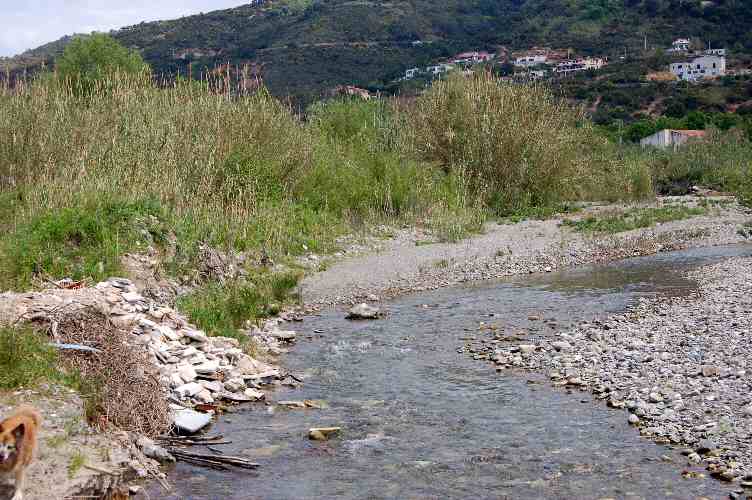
[302,196,750,306]
[467,255,752,490]
[1,196,750,499]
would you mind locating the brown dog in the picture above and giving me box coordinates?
[0,406,42,500]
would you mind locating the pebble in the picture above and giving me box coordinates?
[463,256,752,477]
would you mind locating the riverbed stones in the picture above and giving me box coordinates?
[465,256,752,479]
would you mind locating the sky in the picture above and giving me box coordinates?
[0,1,244,57]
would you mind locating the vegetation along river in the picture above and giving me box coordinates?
[153,244,752,500]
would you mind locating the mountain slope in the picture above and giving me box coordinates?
[5,0,752,99]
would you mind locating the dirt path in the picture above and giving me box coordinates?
[301,197,751,306]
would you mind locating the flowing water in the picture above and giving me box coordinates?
[151,244,752,500]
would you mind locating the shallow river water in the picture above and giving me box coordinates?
[152,244,752,500]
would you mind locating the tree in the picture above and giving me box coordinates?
[56,33,150,95]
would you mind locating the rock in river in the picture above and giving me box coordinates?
[173,409,212,434]
[308,427,342,441]
[346,303,383,320]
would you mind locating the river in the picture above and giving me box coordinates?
[151,244,752,500]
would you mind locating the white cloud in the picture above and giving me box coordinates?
[0,1,244,56]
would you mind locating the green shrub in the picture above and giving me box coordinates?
[56,34,150,96]
[562,206,706,234]
[0,327,62,389]
[405,73,645,215]
[177,271,301,339]
[1,198,164,290]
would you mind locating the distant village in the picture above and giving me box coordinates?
[400,37,734,85]
[401,47,608,83]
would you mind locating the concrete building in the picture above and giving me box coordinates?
[668,38,691,53]
[670,55,726,81]
[451,51,494,65]
[640,129,706,149]
[514,54,548,67]
[404,67,422,79]
[426,64,454,76]
[553,57,607,76]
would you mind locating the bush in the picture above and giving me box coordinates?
[0,327,62,389]
[643,129,752,195]
[405,73,647,214]
[56,34,150,96]
[178,271,301,339]
[1,198,164,290]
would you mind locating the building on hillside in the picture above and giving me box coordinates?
[553,57,607,76]
[640,129,706,149]
[404,67,422,79]
[705,48,726,56]
[668,38,691,53]
[331,85,373,100]
[514,69,547,81]
[173,48,219,60]
[451,51,494,65]
[669,55,726,81]
[426,64,454,76]
[514,54,548,67]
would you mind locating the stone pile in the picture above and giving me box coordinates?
[467,257,752,484]
[92,278,297,430]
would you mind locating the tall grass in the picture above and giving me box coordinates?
[632,128,752,197]
[0,72,654,292]
[403,74,653,215]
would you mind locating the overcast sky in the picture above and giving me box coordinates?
[0,1,244,57]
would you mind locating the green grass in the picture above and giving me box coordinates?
[0,326,82,390]
[562,206,707,234]
[67,451,86,478]
[177,270,301,340]
[0,198,166,290]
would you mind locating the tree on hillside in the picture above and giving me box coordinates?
[56,33,150,94]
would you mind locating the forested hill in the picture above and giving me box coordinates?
[7,0,752,99]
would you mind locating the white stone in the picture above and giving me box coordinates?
[182,329,209,343]
[195,389,214,404]
[178,365,198,383]
[200,380,224,393]
[172,409,212,434]
[175,382,203,398]
[244,388,265,401]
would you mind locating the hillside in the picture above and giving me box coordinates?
[4,0,752,102]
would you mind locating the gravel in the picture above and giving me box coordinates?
[469,256,752,483]
[302,197,750,307]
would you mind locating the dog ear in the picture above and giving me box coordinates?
[12,423,25,450]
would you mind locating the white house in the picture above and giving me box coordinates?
[670,55,726,81]
[426,64,454,76]
[404,68,422,80]
[640,129,706,148]
[553,57,607,75]
[668,38,691,53]
[451,51,494,65]
[705,48,726,56]
[514,54,548,67]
